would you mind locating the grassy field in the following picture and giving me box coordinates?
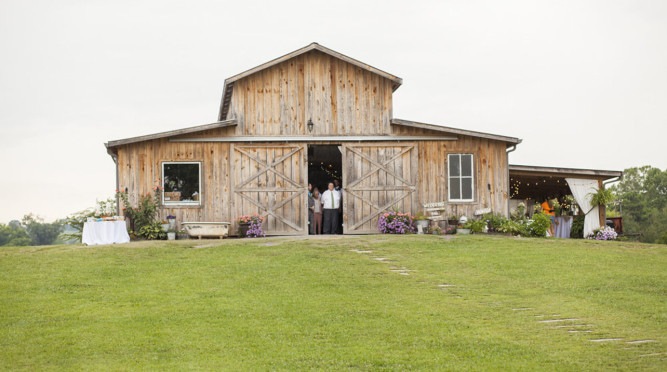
[0,235,665,370]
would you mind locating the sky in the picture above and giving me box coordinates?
[1,0,666,223]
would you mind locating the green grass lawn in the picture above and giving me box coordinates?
[1,235,665,370]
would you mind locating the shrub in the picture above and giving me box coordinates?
[528,213,551,237]
[570,215,585,239]
[378,212,414,234]
[464,219,487,233]
[497,219,526,236]
[116,187,163,239]
[137,222,167,240]
[483,213,507,233]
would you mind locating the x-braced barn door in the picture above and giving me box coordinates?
[231,144,307,235]
[342,143,418,234]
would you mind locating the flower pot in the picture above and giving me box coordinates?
[176,233,189,240]
[238,222,250,237]
[457,228,471,235]
[415,220,429,234]
[161,223,170,232]
[168,219,176,230]
[167,232,176,240]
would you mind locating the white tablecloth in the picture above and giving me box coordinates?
[82,221,131,245]
[555,216,573,239]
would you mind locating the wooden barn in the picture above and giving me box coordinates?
[106,43,541,235]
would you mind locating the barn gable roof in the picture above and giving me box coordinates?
[105,119,236,149]
[217,42,403,121]
[391,118,522,145]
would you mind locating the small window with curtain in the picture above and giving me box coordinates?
[162,162,201,205]
[448,154,474,202]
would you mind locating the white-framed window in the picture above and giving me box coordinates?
[162,162,201,205]
[448,154,474,202]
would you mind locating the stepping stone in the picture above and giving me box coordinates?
[626,340,657,344]
[373,257,390,261]
[639,352,666,357]
[399,272,410,276]
[589,338,623,342]
[349,249,373,253]
[390,269,414,272]
[537,318,579,323]
[553,324,592,328]
[512,308,533,311]
[534,314,561,318]
[568,330,593,333]
[438,284,456,287]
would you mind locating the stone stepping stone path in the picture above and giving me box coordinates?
[626,340,657,344]
[349,249,373,254]
[437,284,456,288]
[537,318,580,323]
[589,338,624,342]
[568,330,593,333]
[553,324,593,328]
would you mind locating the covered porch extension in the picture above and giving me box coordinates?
[508,165,622,236]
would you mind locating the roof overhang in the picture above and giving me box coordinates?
[509,164,622,180]
[509,164,622,200]
[218,43,403,121]
[105,119,237,149]
[391,118,522,146]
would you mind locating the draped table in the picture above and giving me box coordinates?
[82,221,131,245]
[554,216,573,239]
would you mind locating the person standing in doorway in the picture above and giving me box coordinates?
[312,187,323,234]
[321,182,341,234]
[333,179,343,234]
[307,183,314,234]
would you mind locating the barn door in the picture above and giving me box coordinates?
[342,143,418,234]
[231,144,307,235]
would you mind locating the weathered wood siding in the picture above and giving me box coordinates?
[230,144,307,235]
[226,50,394,136]
[116,139,232,232]
[415,138,509,218]
[342,143,418,234]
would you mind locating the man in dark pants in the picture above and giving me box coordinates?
[333,179,343,234]
[321,182,341,234]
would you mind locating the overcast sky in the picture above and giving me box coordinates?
[1,0,665,223]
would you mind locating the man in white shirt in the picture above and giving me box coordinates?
[320,182,341,234]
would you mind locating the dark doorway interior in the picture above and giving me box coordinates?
[308,145,342,195]
[308,145,343,234]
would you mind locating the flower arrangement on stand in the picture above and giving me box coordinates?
[378,212,415,234]
[586,226,618,241]
[167,215,176,230]
[236,214,265,238]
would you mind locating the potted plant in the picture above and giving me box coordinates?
[447,215,459,227]
[160,220,170,232]
[414,211,429,234]
[378,211,415,234]
[167,229,176,241]
[167,215,176,230]
[588,188,614,207]
[235,214,265,238]
[176,229,189,240]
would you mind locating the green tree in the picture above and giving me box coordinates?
[21,214,63,246]
[0,223,31,246]
[611,166,667,244]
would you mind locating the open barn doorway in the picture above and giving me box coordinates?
[308,145,343,234]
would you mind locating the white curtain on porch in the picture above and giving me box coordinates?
[565,178,600,238]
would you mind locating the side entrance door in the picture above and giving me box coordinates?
[342,143,418,234]
[231,144,308,235]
